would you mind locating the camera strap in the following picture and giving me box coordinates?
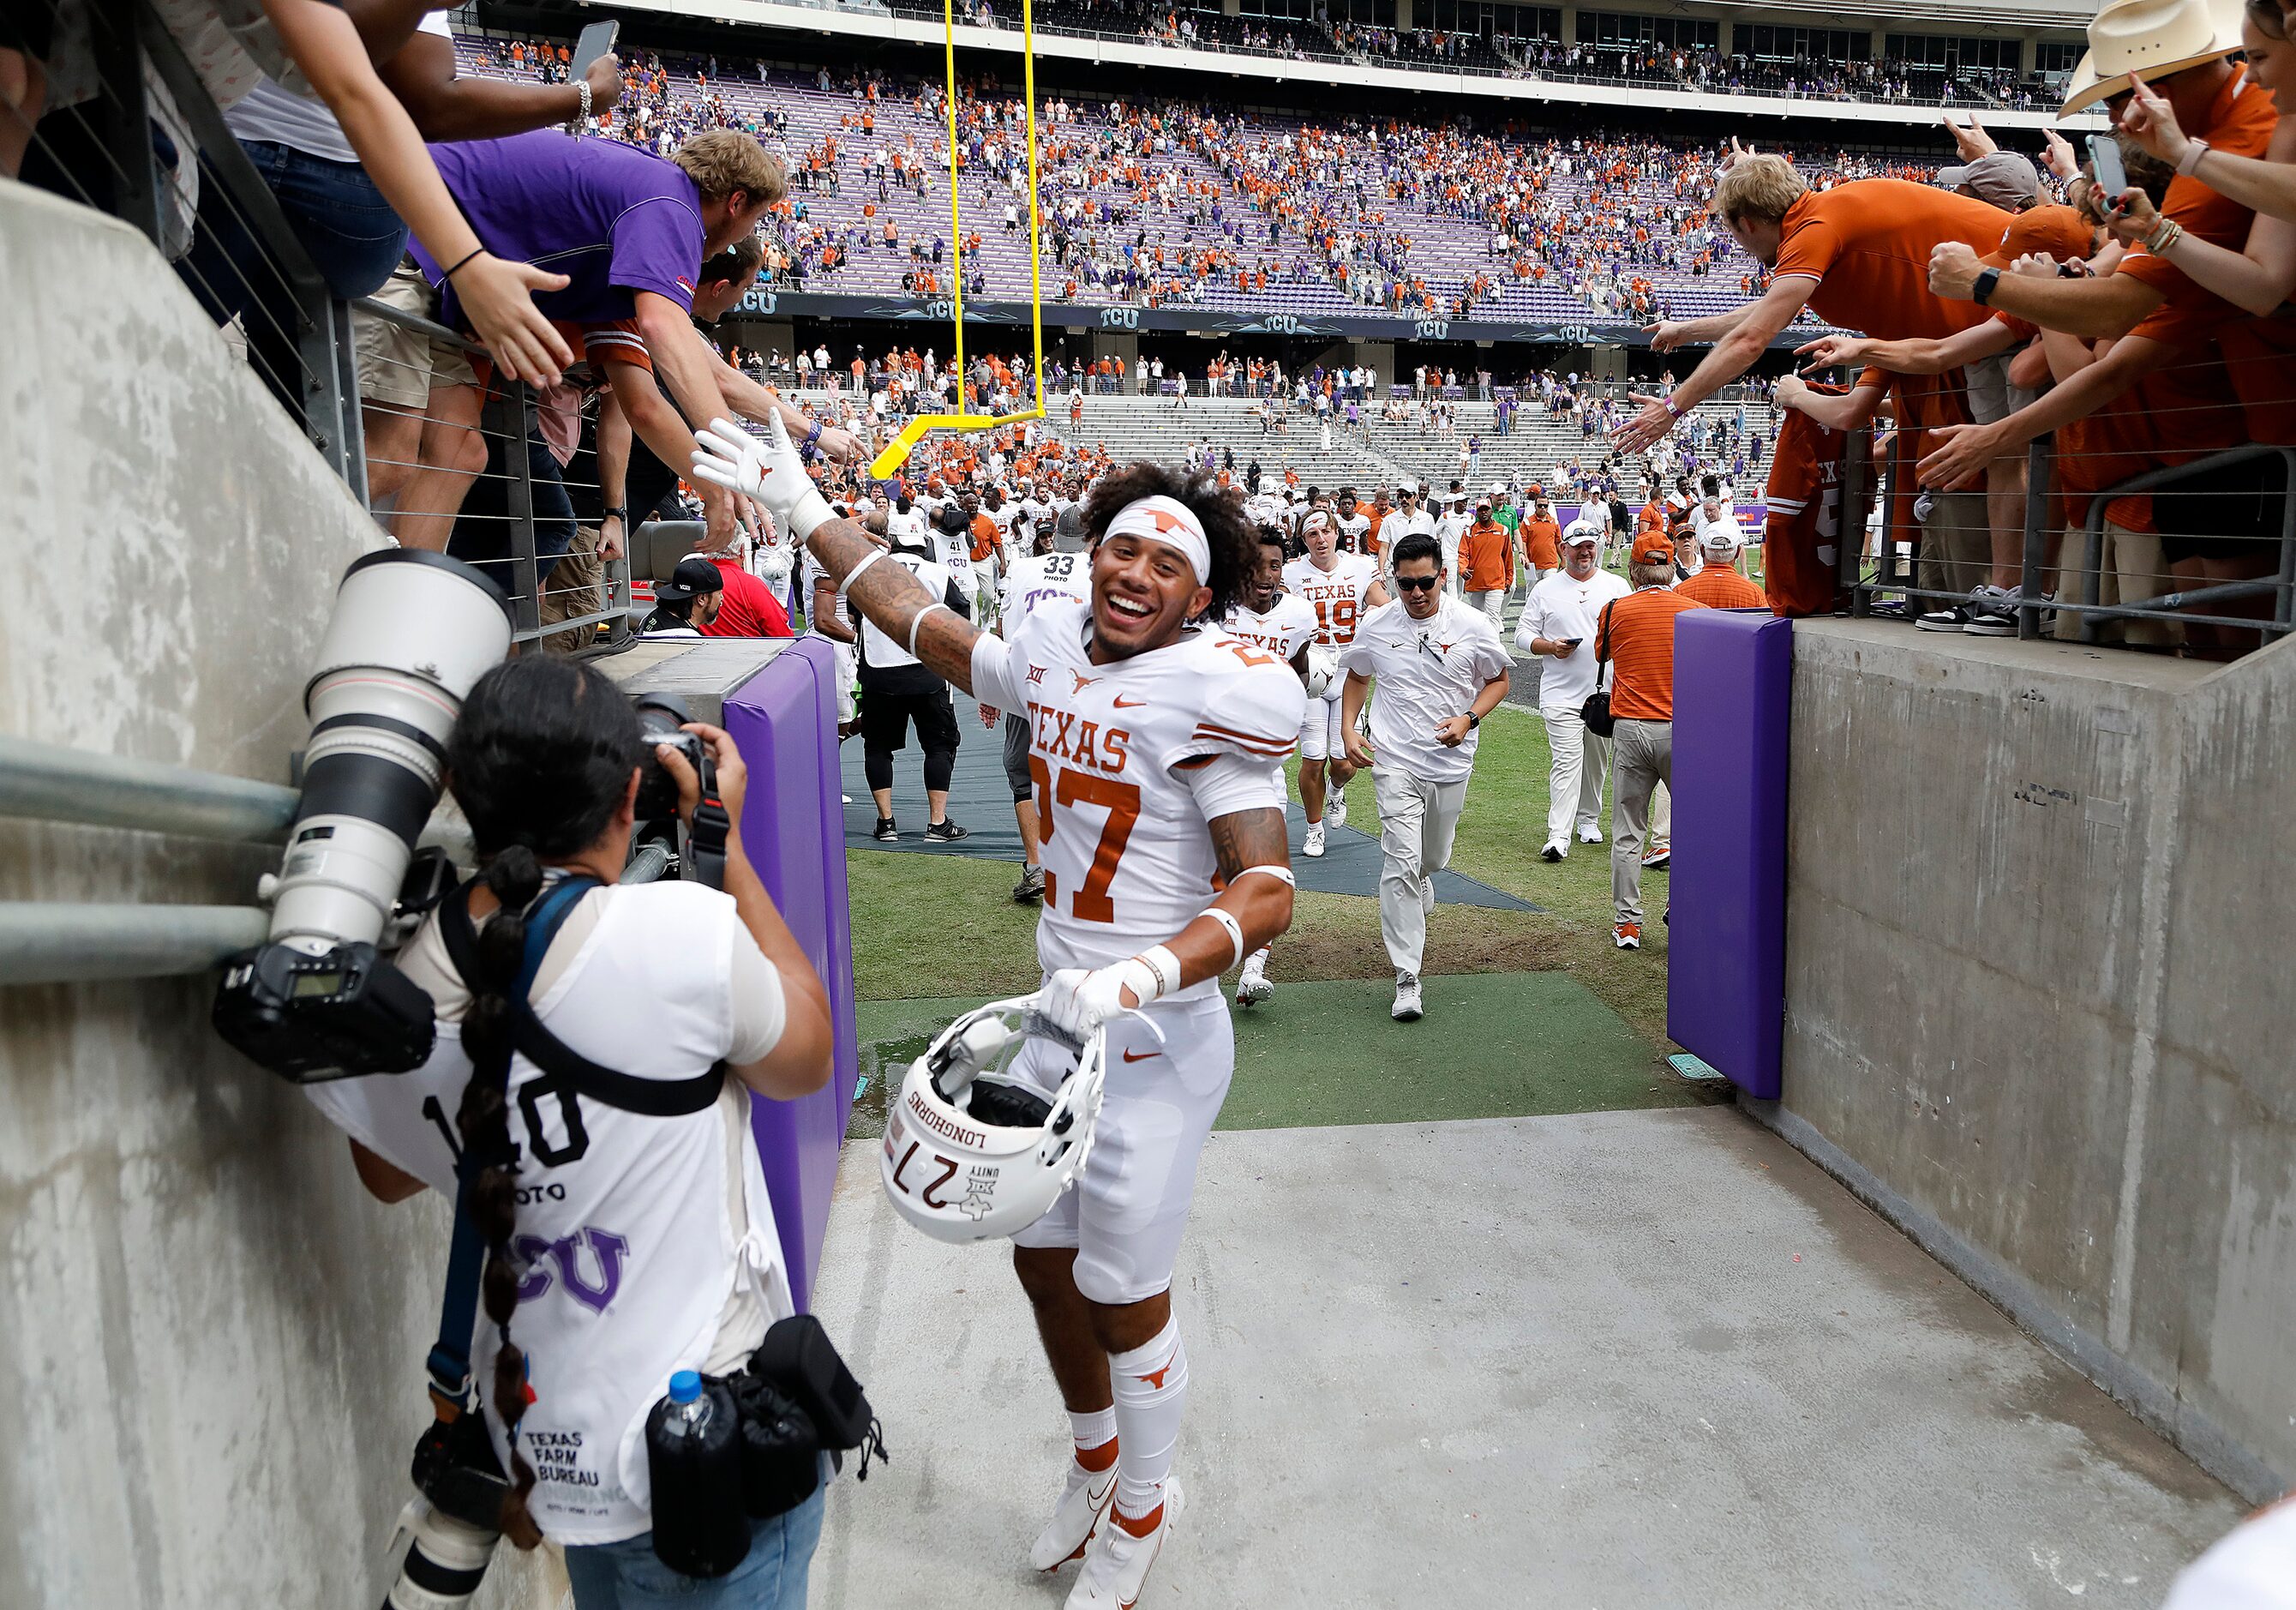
[426,874,727,1407]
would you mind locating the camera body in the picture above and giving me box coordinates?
[626,694,728,890]
[633,694,714,820]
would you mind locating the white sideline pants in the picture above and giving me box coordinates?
[1540,704,1608,845]
[1372,764,1468,978]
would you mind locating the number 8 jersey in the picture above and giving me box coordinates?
[971,595,1308,998]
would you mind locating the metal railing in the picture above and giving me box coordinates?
[1834,421,2296,651]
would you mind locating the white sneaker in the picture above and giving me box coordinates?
[1576,822,1604,845]
[1236,966,1274,1007]
[1539,838,1567,862]
[1302,821,1326,858]
[1326,784,1348,828]
[1031,1458,1119,1571]
[1420,877,1436,917]
[1065,1481,1184,1609]
[1392,972,1424,1022]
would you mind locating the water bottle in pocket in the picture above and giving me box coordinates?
[645,1370,751,1577]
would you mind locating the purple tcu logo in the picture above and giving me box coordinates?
[513,1228,630,1313]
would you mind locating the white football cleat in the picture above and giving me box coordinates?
[1236,966,1274,1008]
[1325,784,1348,828]
[1031,1458,1119,1571]
[1302,822,1326,858]
[1065,1481,1184,1609]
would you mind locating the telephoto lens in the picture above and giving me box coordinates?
[381,1499,499,1610]
[213,550,513,1081]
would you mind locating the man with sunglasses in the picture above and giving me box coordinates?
[1338,534,1514,1023]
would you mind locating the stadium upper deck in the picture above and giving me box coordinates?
[457,33,1969,342]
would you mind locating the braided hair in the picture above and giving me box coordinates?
[443,658,644,1547]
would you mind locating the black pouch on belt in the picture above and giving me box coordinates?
[748,1313,890,1479]
[722,1372,821,1520]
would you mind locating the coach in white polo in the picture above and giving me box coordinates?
[1339,532,1514,1024]
[1518,520,1629,862]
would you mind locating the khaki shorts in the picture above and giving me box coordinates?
[1962,353,2036,428]
[353,260,477,410]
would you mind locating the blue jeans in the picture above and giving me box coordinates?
[563,1487,824,1609]
[177,139,407,420]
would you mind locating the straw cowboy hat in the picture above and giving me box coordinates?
[2060,0,2246,115]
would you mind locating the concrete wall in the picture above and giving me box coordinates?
[1771,620,2296,1503]
[0,181,560,1607]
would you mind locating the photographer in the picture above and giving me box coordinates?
[305,657,834,1607]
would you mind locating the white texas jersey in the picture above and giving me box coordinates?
[1284,552,1380,647]
[886,505,931,553]
[1223,593,1316,663]
[972,596,1307,995]
[1334,512,1373,554]
[999,549,1093,623]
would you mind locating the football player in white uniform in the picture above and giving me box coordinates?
[1223,525,1316,1007]
[1282,508,1389,857]
[698,424,1305,1610]
[1332,486,1372,556]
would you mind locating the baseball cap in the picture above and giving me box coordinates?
[1631,532,1674,565]
[1701,518,1747,551]
[1561,522,1601,546]
[1939,152,2041,212]
[655,555,727,604]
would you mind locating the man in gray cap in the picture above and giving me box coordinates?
[1939,150,2041,213]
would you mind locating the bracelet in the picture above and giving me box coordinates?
[2177,138,2209,177]
[2145,219,2185,255]
[1134,945,1183,1000]
[569,77,591,134]
[441,246,488,280]
[1663,395,1682,418]
[837,547,888,598]
[907,601,952,658]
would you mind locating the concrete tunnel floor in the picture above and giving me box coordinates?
[807,1105,2245,1609]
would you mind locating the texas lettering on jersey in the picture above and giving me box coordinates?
[974,596,1307,986]
[1224,593,1316,662]
[1283,552,1379,648]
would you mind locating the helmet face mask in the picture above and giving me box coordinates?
[881,996,1107,1244]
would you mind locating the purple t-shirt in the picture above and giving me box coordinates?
[411,130,704,327]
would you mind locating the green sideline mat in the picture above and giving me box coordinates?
[845,972,1693,1140]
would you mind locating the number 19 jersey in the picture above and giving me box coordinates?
[1284,552,1379,648]
[972,596,1307,996]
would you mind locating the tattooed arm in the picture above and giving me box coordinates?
[1142,800,1295,991]
[801,514,985,694]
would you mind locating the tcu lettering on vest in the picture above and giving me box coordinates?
[513,1226,631,1313]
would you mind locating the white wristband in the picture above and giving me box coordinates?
[1201,907,1245,970]
[837,547,887,598]
[908,602,953,658]
[1229,864,1297,889]
[788,486,836,543]
[1133,944,1183,1002]
[2177,138,2209,177]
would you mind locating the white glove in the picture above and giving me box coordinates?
[1039,949,1176,1039]
[691,414,836,543]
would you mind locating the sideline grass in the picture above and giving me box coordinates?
[844,703,1675,1050]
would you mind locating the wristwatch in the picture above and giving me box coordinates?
[602,505,627,522]
[1971,267,2001,307]
[1466,712,1481,730]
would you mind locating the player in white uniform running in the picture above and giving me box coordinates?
[1282,508,1389,857]
[1222,524,1317,1007]
[697,424,1305,1610]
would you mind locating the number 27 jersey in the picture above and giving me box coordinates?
[971,596,1308,994]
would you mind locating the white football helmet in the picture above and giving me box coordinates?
[880,994,1106,1244]
[1304,644,1339,700]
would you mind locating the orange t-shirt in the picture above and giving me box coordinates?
[1636,502,1666,533]
[1676,567,1766,609]
[1773,180,2011,434]
[970,512,1000,562]
[1598,588,1705,722]
[1520,514,1562,572]
[1458,519,1512,592]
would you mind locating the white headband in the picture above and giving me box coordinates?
[1106,495,1211,585]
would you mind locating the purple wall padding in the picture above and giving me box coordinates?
[1666,609,1793,1099]
[722,638,857,1312]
